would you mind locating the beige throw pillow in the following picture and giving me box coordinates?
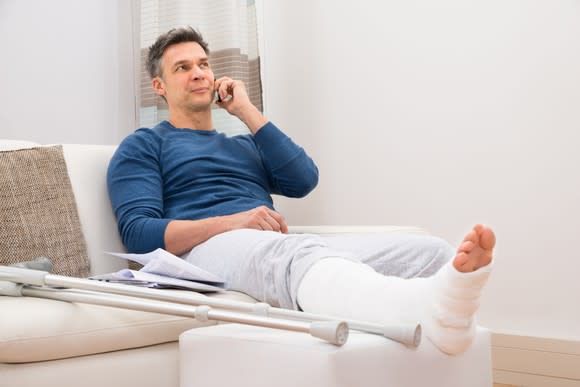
[0,145,90,277]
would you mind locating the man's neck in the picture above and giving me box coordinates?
[168,108,213,131]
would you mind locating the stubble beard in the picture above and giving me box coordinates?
[182,93,213,113]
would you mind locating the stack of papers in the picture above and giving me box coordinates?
[90,248,226,293]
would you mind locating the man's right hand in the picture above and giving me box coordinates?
[164,206,288,256]
[224,206,288,234]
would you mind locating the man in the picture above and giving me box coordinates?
[108,27,495,355]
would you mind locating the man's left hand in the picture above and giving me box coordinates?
[214,76,267,134]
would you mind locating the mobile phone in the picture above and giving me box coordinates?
[214,78,222,103]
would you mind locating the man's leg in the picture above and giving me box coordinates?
[184,228,455,309]
[296,224,495,355]
[183,229,356,309]
[322,232,454,278]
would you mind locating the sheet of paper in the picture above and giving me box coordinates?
[89,248,227,292]
[107,248,224,285]
[90,269,224,292]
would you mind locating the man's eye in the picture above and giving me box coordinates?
[200,62,210,68]
[176,65,188,72]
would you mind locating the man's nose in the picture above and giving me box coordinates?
[191,65,205,79]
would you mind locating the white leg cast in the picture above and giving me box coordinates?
[425,260,493,354]
[296,257,493,355]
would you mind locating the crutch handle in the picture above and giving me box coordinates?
[0,280,23,296]
[0,266,48,286]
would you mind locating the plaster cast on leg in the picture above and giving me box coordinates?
[423,260,492,354]
[297,258,426,326]
[297,257,492,355]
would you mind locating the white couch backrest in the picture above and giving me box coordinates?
[62,144,127,275]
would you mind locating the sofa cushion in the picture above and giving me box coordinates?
[0,145,90,277]
[0,290,256,363]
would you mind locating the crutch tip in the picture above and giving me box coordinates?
[411,324,422,347]
[310,321,349,346]
[383,323,422,348]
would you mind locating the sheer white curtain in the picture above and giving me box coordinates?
[139,0,262,135]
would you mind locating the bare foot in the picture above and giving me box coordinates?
[453,224,495,273]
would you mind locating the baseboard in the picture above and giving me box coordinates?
[492,332,580,387]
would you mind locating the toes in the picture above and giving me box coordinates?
[453,252,469,272]
[479,227,496,251]
[470,224,496,251]
[455,225,496,273]
[458,240,474,254]
[464,229,478,244]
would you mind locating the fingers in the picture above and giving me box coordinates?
[249,206,288,234]
[214,77,238,103]
[214,77,229,102]
[214,77,252,113]
[267,208,289,234]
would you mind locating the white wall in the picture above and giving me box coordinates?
[0,0,136,144]
[261,0,580,340]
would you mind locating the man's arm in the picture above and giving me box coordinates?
[164,206,288,256]
[215,77,319,198]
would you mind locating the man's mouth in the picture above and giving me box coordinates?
[190,87,209,94]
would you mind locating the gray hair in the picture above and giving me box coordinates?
[146,26,210,79]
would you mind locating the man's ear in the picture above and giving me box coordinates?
[152,77,166,97]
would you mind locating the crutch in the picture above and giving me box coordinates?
[0,264,421,347]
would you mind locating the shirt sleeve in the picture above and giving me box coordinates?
[107,130,171,253]
[252,122,319,198]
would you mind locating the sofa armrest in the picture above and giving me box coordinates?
[289,225,429,236]
[62,144,126,275]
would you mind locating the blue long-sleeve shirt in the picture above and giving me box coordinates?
[107,121,319,253]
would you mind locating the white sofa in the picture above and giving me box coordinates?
[0,140,493,387]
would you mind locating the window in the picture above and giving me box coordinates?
[139,0,262,135]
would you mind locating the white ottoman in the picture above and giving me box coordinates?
[179,324,492,387]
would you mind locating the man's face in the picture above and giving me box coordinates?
[153,41,215,112]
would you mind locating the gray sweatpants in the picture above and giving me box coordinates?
[184,229,454,309]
